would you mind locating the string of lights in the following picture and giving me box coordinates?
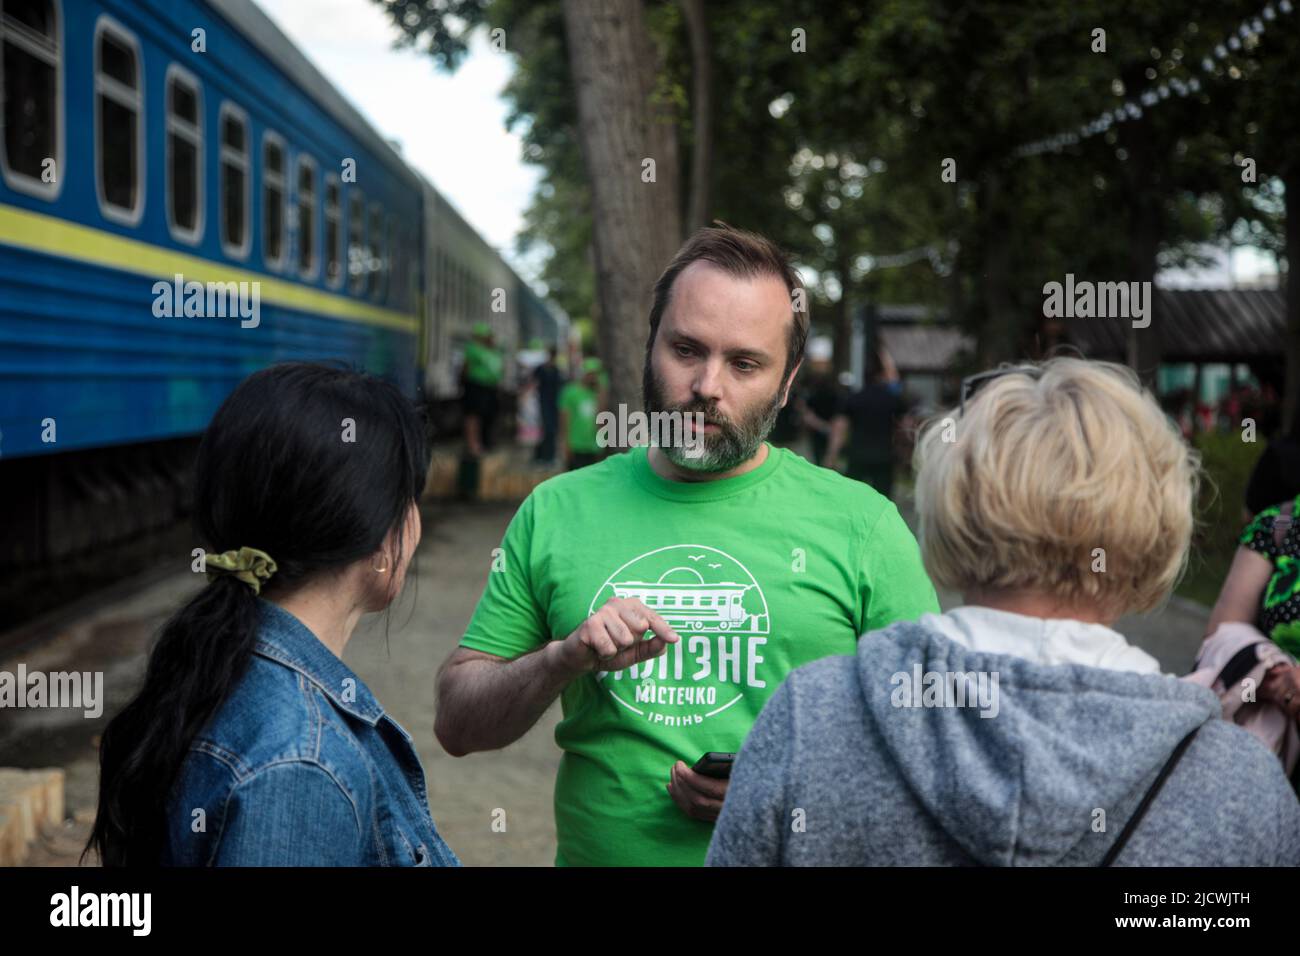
[1013,0,1293,159]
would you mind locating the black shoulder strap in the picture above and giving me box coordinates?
[1101,723,1203,867]
[1218,642,1264,691]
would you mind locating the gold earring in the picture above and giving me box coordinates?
[371,555,389,573]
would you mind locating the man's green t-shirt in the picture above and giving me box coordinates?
[463,340,503,387]
[558,382,600,453]
[459,443,939,866]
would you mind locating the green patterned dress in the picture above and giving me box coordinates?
[1240,496,1300,657]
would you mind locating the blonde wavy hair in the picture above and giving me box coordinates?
[912,357,1201,617]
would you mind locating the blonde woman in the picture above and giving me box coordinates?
[709,357,1300,866]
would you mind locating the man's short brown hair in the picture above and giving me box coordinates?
[646,222,809,381]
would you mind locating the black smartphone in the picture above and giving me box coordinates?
[691,751,736,780]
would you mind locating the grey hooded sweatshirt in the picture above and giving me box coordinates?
[706,621,1300,866]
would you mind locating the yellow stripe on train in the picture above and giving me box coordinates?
[0,203,419,334]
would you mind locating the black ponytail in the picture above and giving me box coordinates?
[86,363,430,866]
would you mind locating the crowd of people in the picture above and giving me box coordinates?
[455,324,616,495]
[87,224,1300,867]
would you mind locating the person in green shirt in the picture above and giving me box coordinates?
[435,224,939,866]
[458,322,505,499]
[463,322,505,389]
[460,321,504,455]
[559,357,606,471]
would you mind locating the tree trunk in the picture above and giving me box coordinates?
[979,172,1018,365]
[1284,165,1300,435]
[1125,203,1162,389]
[1122,116,1163,389]
[679,0,712,235]
[562,0,683,412]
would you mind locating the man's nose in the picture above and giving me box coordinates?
[692,358,726,404]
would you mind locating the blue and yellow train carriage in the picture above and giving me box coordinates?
[0,0,423,566]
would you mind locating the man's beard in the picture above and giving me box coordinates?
[642,356,785,474]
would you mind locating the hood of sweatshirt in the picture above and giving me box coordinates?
[917,606,1164,675]
[857,621,1219,865]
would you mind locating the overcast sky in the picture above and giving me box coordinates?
[257,0,540,277]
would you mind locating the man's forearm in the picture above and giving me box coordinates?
[437,641,583,755]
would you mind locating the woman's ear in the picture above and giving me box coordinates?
[368,539,398,606]
[408,500,422,546]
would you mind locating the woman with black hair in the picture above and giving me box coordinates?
[1244,404,1300,518]
[86,363,459,866]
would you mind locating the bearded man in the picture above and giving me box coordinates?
[434,223,939,866]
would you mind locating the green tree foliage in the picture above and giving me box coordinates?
[374,0,1295,386]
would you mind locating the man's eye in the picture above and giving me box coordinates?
[734,360,758,373]
[674,344,694,357]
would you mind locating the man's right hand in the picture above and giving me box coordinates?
[552,597,680,676]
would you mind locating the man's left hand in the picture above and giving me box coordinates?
[666,760,729,822]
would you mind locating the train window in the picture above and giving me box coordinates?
[93,17,142,225]
[379,210,390,301]
[295,154,317,278]
[218,103,249,258]
[447,256,456,315]
[433,247,443,308]
[262,132,286,270]
[441,250,450,311]
[367,203,382,299]
[1,0,62,199]
[407,229,418,309]
[164,65,202,244]
[388,222,399,308]
[347,190,364,295]
[324,175,341,288]
[388,216,399,308]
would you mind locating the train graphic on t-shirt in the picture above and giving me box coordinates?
[611,567,757,631]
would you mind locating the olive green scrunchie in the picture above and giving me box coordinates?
[205,547,278,595]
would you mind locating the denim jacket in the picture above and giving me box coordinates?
[163,599,459,866]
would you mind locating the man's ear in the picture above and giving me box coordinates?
[779,357,804,407]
